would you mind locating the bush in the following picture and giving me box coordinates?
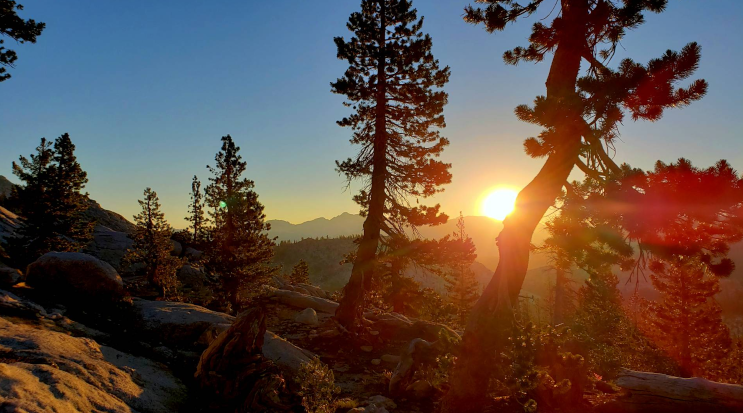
[295,358,341,413]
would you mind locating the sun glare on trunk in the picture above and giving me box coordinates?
[482,188,518,220]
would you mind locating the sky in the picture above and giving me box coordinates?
[1,0,742,228]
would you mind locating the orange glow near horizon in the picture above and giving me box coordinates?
[481,188,518,221]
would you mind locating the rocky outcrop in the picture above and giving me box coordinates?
[131,298,235,347]
[266,286,339,314]
[0,317,186,413]
[82,198,136,234]
[0,175,13,201]
[0,206,22,244]
[25,252,124,302]
[84,224,134,270]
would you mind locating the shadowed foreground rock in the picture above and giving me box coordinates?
[25,252,124,302]
[195,306,291,412]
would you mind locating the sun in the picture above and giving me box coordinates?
[481,188,518,220]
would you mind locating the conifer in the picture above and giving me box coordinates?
[204,135,275,312]
[332,0,452,330]
[187,175,206,244]
[125,188,182,299]
[0,1,45,82]
[444,213,480,326]
[289,260,310,285]
[645,258,732,378]
[448,1,709,405]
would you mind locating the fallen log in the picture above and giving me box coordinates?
[266,286,339,314]
[597,369,743,413]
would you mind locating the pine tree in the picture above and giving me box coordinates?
[0,1,45,82]
[187,175,206,244]
[204,135,275,312]
[48,133,93,248]
[11,134,92,261]
[447,1,708,407]
[332,0,452,330]
[444,213,479,326]
[289,260,310,285]
[645,257,732,378]
[124,188,182,299]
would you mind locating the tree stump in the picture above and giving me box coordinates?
[195,306,291,412]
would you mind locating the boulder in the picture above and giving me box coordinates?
[295,307,319,325]
[177,264,215,305]
[25,252,124,301]
[0,317,186,413]
[84,224,133,270]
[262,330,316,378]
[170,239,182,256]
[0,265,22,286]
[184,247,203,259]
[131,298,234,347]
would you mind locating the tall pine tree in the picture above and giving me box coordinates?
[332,0,451,330]
[124,188,182,299]
[446,2,708,408]
[204,135,275,312]
[187,175,206,244]
[0,1,45,82]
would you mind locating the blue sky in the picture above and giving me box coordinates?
[1,0,741,228]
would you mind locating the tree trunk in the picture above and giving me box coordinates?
[441,2,587,411]
[335,0,388,331]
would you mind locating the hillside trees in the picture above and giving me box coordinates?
[446,1,709,409]
[125,187,182,299]
[11,134,92,261]
[204,135,275,312]
[646,258,731,378]
[0,1,45,82]
[332,0,452,330]
[444,213,479,325]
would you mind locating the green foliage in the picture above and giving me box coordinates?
[124,188,183,299]
[204,135,275,312]
[10,134,92,263]
[294,358,341,413]
[0,1,45,82]
[289,259,310,285]
[332,0,452,230]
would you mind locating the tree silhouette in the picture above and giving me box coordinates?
[0,1,45,82]
[125,187,182,299]
[332,0,451,331]
[187,175,206,245]
[11,134,92,261]
[444,213,479,326]
[445,1,708,409]
[204,135,275,312]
